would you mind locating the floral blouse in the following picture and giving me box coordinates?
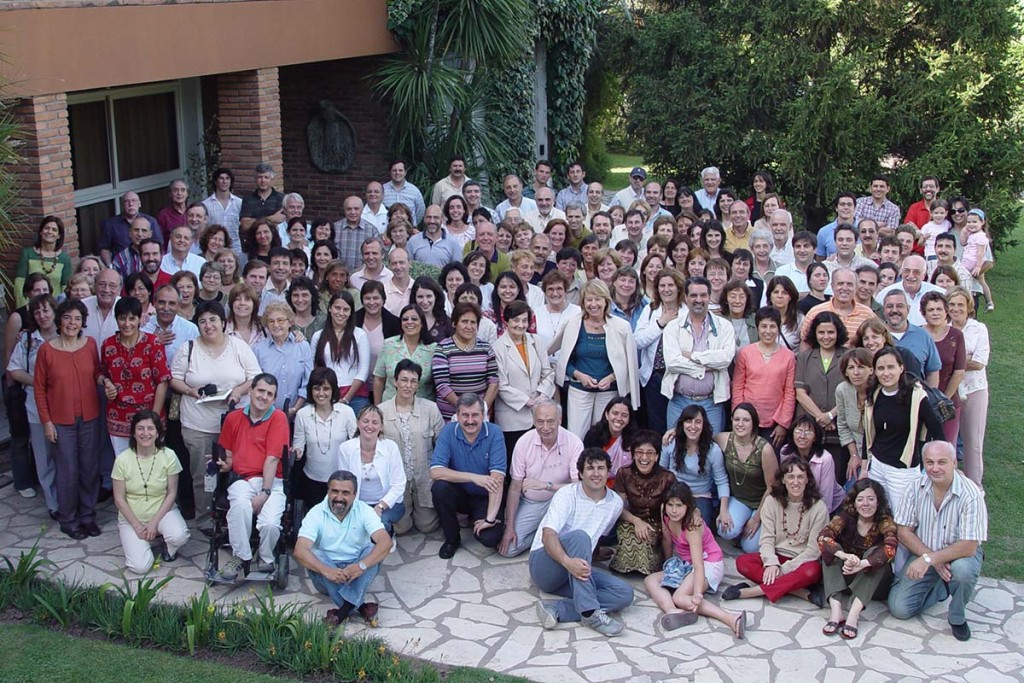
[817,510,898,570]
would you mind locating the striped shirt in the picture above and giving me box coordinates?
[432,338,498,421]
[895,470,988,550]
[530,482,623,554]
[854,196,901,229]
[383,180,426,225]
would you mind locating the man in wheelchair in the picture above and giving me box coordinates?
[212,373,291,581]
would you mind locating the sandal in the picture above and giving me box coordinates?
[840,623,858,640]
[822,620,844,636]
[734,611,747,640]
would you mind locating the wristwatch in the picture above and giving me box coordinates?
[546,481,552,491]
[358,561,368,571]
[261,488,272,496]
[922,553,932,565]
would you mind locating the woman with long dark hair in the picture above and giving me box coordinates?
[291,367,357,511]
[372,304,437,403]
[582,396,635,486]
[310,291,371,412]
[745,171,776,223]
[660,404,732,533]
[409,276,452,344]
[715,403,779,553]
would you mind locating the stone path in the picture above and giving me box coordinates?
[2,489,1022,682]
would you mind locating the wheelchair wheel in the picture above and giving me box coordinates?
[275,553,289,590]
[289,499,305,542]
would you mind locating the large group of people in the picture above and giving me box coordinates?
[2,160,993,644]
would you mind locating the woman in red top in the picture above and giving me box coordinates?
[101,297,172,457]
[34,298,103,540]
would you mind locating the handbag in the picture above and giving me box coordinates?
[921,382,956,423]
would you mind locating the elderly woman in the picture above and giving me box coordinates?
[817,479,897,640]
[337,405,407,535]
[453,283,498,344]
[834,348,874,483]
[7,294,60,514]
[372,304,436,404]
[635,268,685,434]
[253,301,313,415]
[661,404,733,533]
[494,300,555,458]
[291,367,357,512]
[550,279,640,435]
[170,300,261,515]
[379,359,444,535]
[310,291,371,413]
[34,298,103,539]
[608,429,678,575]
[16,215,73,306]
[432,301,499,421]
[534,270,580,364]
[732,307,796,448]
[720,279,757,350]
[948,287,989,486]
[724,459,829,606]
[921,290,966,444]
[101,297,172,456]
[111,410,191,573]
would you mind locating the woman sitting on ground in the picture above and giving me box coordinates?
[644,482,747,638]
[817,479,897,640]
[724,458,829,606]
[660,404,733,534]
[778,416,845,513]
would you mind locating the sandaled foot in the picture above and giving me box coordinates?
[822,620,844,636]
[733,611,747,639]
[660,611,698,631]
[839,623,858,640]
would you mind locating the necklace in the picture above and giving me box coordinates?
[36,253,59,275]
[730,435,756,487]
[134,451,157,500]
[312,411,334,457]
[782,501,805,539]
[453,336,475,352]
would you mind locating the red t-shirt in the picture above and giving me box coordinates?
[218,407,289,480]
[904,200,932,230]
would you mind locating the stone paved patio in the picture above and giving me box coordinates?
[2,487,1022,682]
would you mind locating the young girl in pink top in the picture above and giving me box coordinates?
[961,209,994,310]
[917,199,951,260]
[644,482,747,638]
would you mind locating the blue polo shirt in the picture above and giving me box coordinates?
[298,497,384,564]
[894,324,941,375]
[430,421,506,494]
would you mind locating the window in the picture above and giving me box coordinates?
[69,80,200,256]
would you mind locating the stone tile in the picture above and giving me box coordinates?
[413,596,458,620]
[491,589,537,612]
[444,617,507,640]
[570,638,618,667]
[582,662,635,682]
[773,648,826,679]
[962,669,1021,683]
[510,667,589,683]
[418,639,488,668]
[458,601,510,626]
[618,645,671,674]
[483,624,541,671]
[971,588,1017,613]
[902,653,977,677]
[446,567,481,593]
[386,557,447,608]
[858,647,925,678]
[823,645,859,668]
[715,656,771,682]
[373,626,443,655]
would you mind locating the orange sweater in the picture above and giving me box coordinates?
[33,339,101,425]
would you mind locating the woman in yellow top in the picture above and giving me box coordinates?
[111,410,190,573]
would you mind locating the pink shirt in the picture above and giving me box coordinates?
[666,516,724,563]
[511,428,584,502]
[960,231,989,271]
[732,344,796,429]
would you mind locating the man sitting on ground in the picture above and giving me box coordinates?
[294,469,392,627]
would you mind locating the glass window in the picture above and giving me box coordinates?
[114,92,179,181]
[69,100,111,189]
[75,200,115,258]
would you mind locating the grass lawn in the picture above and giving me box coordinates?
[972,222,1024,581]
[605,152,643,191]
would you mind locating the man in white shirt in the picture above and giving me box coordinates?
[494,175,538,223]
[524,187,566,234]
[585,181,609,217]
[349,237,393,290]
[431,154,469,207]
[610,209,650,252]
[529,448,632,636]
[83,267,122,493]
[774,231,817,295]
[695,166,722,214]
[142,284,199,368]
[383,159,426,225]
[275,193,305,245]
[361,181,388,232]
[611,167,646,208]
[382,248,414,317]
[768,209,795,265]
[875,255,943,326]
[260,248,293,312]
[160,224,206,277]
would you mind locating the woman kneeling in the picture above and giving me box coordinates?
[723,459,828,605]
[111,410,190,573]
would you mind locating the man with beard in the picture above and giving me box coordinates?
[137,239,173,292]
[294,469,393,627]
[904,176,942,229]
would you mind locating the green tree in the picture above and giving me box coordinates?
[0,97,22,298]
[612,0,1024,246]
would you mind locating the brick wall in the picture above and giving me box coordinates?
[217,67,284,190]
[0,0,255,9]
[279,57,392,221]
[4,94,78,283]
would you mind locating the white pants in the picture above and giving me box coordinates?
[118,509,190,574]
[566,386,617,437]
[226,476,285,564]
[110,435,131,458]
[868,459,922,574]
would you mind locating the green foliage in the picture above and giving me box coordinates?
[613,0,1024,245]
[184,587,215,655]
[33,579,81,628]
[1,540,55,610]
[484,43,539,193]
[100,573,173,640]
[0,97,22,298]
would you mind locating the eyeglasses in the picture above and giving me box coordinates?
[951,208,967,214]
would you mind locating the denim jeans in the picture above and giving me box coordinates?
[715,497,762,553]
[888,547,984,626]
[308,545,379,608]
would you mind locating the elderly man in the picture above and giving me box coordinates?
[499,400,584,558]
[854,175,901,230]
[800,268,876,348]
[530,234,556,284]
[430,393,506,559]
[887,442,987,641]
[160,224,206,277]
[431,154,470,207]
[530,448,633,637]
[463,221,511,274]
[875,255,943,326]
[274,192,305,244]
[350,237,393,290]
[361,181,388,232]
[695,166,722,214]
[724,201,753,253]
[768,209,794,265]
[407,204,463,267]
[662,276,736,433]
[82,267,123,495]
[333,195,381,271]
[524,187,566,234]
[157,178,190,241]
[239,162,285,235]
[881,289,941,387]
[295,470,392,626]
[611,167,646,208]
[213,374,290,581]
[816,192,857,261]
[556,162,589,210]
[382,247,414,317]
[100,191,162,265]
[495,174,538,223]
[203,167,243,259]
[383,158,426,225]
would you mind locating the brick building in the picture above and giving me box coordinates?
[0,0,397,278]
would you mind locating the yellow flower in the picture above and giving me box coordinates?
[378,645,386,654]
[207,604,215,614]
[269,646,277,656]
[304,640,313,651]
[217,631,226,641]
[358,669,367,680]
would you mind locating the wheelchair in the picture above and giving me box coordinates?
[204,403,305,588]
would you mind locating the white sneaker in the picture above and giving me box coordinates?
[582,609,624,637]
[536,600,559,630]
[18,488,37,499]
[218,556,244,581]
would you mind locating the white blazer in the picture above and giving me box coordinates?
[494,333,556,432]
[335,437,407,509]
[550,310,641,410]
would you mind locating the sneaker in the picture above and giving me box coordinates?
[581,609,624,637]
[536,600,559,630]
[256,560,275,574]
[17,488,37,499]
[950,621,971,641]
[218,556,244,581]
